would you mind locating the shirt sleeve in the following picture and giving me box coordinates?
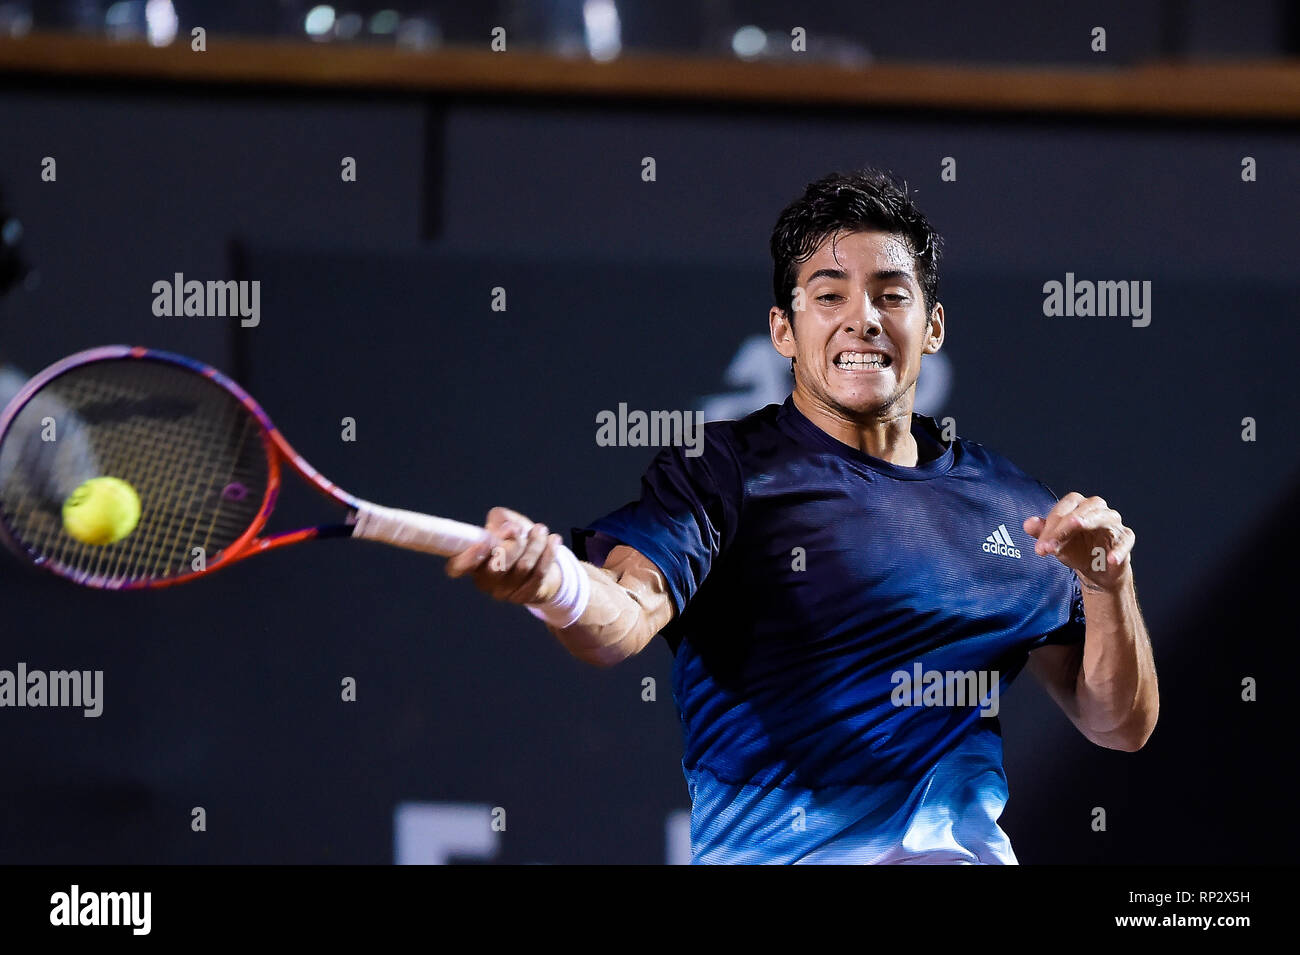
[1034,572,1087,647]
[1029,479,1088,647]
[571,435,742,616]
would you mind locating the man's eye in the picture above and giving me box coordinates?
[879,294,908,304]
[817,294,841,303]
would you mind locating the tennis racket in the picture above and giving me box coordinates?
[0,345,521,590]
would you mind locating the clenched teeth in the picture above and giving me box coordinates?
[835,353,890,368]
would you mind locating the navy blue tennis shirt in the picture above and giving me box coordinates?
[574,395,1086,864]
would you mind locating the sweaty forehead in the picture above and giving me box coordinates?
[802,230,915,276]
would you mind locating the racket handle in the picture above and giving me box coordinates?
[351,502,490,557]
[352,501,587,625]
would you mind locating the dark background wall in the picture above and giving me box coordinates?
[0,71,1296,862]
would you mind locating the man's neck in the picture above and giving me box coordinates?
[791,389,919,466]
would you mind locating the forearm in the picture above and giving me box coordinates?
[444,512,675,667]
[544,558,671,668]
[1074,571,1158,749]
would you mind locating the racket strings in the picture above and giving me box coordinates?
[0,359,270,585]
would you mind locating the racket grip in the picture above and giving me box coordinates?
[354,501,589,626]
[351,502,490,557]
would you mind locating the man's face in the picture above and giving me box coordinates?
[770,229,943,422]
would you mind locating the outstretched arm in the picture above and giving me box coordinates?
[444,507,675,667]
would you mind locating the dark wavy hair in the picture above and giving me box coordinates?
[770,168,942,325]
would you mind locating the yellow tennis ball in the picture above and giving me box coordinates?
[62,477,141,546]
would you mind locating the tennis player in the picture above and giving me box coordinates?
[446,168,1158,864]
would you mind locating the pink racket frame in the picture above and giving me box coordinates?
[0,345,365,589]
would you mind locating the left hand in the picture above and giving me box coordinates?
[1024,493,1134,593]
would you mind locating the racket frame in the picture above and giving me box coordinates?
[0,345,365,589]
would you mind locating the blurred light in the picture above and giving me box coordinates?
[582,0,621,63]
[369,10,399,35]
[0,3,33,37]
[104,1,144,39]
[144,0,177,46]
[395,16,440,51]
[732,25,766,59]
[305,5,335,39]
[335,12,362,40]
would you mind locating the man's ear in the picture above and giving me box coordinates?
[923,303,945,354]
[770,306,797,360]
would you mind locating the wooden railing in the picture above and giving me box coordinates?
[1,32,1298,118]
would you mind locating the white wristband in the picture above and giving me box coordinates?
[526,543,591,629]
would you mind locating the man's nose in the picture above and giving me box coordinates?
[844,294,883,335]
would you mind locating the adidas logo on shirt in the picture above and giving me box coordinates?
[982,524,1022,559]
